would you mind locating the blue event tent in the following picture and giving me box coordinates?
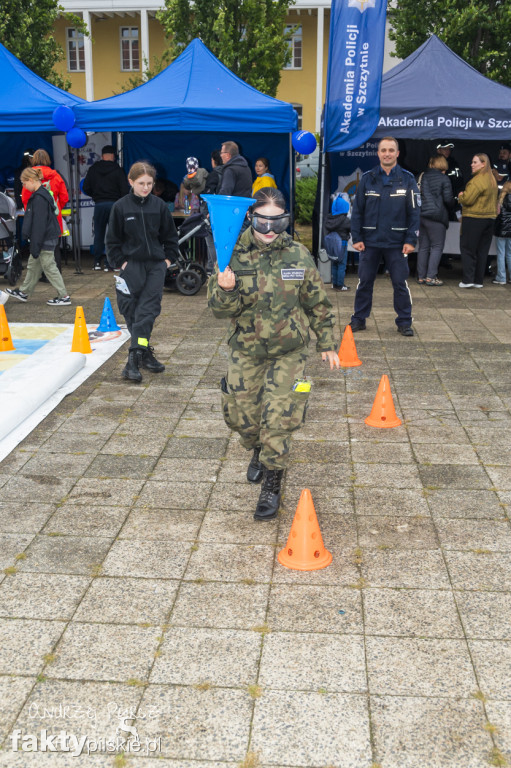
[374,35,511,141]
[72,38,297,199]
[0,42,85,175]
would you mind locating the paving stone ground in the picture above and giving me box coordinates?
[0,256,510,768]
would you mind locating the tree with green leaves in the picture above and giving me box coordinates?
[388,0,511,87]
[0,0,87,90]
[157,0,295,96]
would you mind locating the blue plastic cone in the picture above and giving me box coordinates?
[202,194,255,272]
[97,297,120,332]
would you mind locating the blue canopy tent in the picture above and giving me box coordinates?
[318,35,511,258]
[329,35,511,183]
[72,38,298,202]
[0,42,85,183]
[375,35,511,141]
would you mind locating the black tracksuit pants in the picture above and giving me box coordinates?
[115,260,167,350]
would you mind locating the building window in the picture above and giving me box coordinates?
[292,104,303,130]
[67,28,85,72]
[284,25,302,69]
[120,27,140,71]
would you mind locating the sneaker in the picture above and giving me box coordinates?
[93,264,101,271]
[6,288,28,302]
[103,266,109,272]
[492,279,506,285]
[0,290,9,305]
[397,326,414,337]
[333,285,350,291]
[349,319,366,332]
[473,284,483,289]
[47,296,71,306]
[458,282,474,288]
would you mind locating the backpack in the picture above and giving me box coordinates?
[323,231,348,262]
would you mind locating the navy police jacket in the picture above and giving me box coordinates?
[351,164,421,248]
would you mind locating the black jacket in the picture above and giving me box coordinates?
[204,167,223,195]
[351,164,421,248]
[218,155,252,198]
[22,186,61,258]
[324,212,350,240]
[419,168,454,228]
[106,191,179,269]
[495,193,511,238]
[83,160,130,203]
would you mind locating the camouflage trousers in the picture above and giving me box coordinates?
[221,346,310,470]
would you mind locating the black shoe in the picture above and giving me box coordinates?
[6,288,28,302]
[254,468,283,521]
[122,349,143,382]
[397,326,414,337]
[140,346,165,373]
[349,319,366,332]
[247,447,263,484]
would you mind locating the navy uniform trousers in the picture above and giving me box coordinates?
[352,246,412,328]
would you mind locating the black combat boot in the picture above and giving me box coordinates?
[254,468,284,521]
[122,349,143,383]
[141,346,165,373]
[247,446,263,484]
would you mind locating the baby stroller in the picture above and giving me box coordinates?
[0,191,22,286]
[164,212,208,296]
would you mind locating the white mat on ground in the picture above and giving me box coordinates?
[0,323,130,462]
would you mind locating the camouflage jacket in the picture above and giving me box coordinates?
[208,228,336,357]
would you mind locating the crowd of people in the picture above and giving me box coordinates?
[319,137,510,339]
[1,134,509,519]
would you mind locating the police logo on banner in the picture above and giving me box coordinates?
[348,0,376,11]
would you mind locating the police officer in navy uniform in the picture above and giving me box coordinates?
[349,136,421,337]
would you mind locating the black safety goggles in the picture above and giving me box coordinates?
[250,212,290,235]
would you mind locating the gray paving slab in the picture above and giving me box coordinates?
[0,264,510,765]
[370,695,492,768]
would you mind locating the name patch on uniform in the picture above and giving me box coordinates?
[281,269,305,280]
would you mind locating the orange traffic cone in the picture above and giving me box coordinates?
[365,374,401,428]
[0,305,15,351]
[337,324,362,367]
[278,489,332,571]
[71,306,92,354]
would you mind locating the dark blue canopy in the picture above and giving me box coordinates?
[374,35,511,140]
[74,38,297,133]
[0,42,84,132]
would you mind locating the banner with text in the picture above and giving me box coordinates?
[324,0,388,152]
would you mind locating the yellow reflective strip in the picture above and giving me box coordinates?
[137,337,149,347]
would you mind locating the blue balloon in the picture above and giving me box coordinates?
[292,130,317,155]
[66,127,87,149]
[53,105,76,132]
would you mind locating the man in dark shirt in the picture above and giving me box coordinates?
[217,141,253,198]
[83,145,130,271]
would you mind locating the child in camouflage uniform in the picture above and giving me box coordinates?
[208,187,340,520]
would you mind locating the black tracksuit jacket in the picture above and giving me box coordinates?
[22,186,61,258]
[106,190,179,269]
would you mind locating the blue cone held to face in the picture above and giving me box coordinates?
[97,297,120,333]
[202,195,255,272]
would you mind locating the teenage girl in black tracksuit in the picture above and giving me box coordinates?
[106,161,179,382]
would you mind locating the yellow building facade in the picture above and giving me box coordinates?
[56,1,395,133]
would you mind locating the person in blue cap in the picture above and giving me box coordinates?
[323,194,351,291]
